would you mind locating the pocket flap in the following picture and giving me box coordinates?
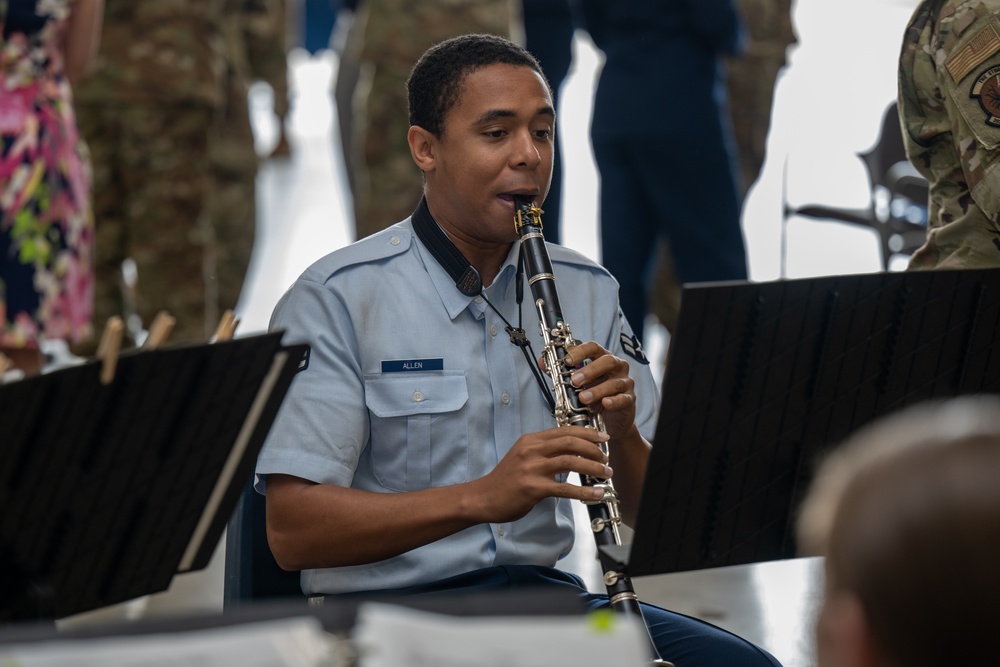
[364,371,469,418]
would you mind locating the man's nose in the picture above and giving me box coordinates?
[511,131,542,169]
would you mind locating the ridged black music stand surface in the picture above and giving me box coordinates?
[0,332,308,621]
[607,268,1000,577]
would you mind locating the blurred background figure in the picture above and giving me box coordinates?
[522,0,577,244]
[727,0,795,200]
[299,0,339,54]
[580,0,748,342]
[212,0,291,325]
[339,0,517,241]
[238,0,291,158]
[797,396,1000,667]
[646,0,794,346]
[74,1,256,348]
[332,0,361,201]
[1,0,104,376]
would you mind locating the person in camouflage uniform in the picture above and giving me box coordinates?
[212,0,289,319]
[899,0,1000,269]
[346,0,516,241]
[727,0,794,198]
[74,2,254,348]
[241,0,290,156]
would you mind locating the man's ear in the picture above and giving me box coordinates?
[408,125,436,173]
[816,592,887,667]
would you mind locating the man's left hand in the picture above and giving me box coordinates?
[560,341,637,441]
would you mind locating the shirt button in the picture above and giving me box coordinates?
[498,525,505,536]
[501,392,510,405]
[390,236,401,246]
[490,325,498,337]
[413,390,424,402]
[475,296,483,304]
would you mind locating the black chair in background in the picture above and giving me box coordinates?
[223,479,302,608]
[781,102,929,275]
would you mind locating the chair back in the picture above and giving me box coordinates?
[223,479,302,608]
[781,101,928,273]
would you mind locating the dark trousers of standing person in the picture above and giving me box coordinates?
[591,36,747,340]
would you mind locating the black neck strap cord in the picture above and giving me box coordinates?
[410,198,556,413]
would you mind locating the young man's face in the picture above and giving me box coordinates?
[420,63,555,246]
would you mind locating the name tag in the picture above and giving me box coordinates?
[381,358,444,373]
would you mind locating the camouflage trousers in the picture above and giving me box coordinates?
[74,102,255,350]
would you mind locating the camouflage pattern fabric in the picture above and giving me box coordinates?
[77,105,218,347]
[240,0,290,119]
[899,0,1000,269]
[348,0,516,241]
[72,1,227,107]
[74,0,261,348]
[212,0,289,315]
[727,0,795,196]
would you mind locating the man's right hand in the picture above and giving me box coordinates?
[265,426,611,571]
[468,425,612,524]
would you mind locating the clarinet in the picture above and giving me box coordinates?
[513,197,673,667]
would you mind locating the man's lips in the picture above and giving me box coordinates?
[497,192,537,209]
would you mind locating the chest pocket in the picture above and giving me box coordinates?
[364,371,470,491]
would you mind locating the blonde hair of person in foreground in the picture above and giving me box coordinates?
[797,395,1000,667]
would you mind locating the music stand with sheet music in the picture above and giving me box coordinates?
[600,268,1000,578]
[0,332,308,622]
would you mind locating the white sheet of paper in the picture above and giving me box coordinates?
[353,602,650,667]
[0,616,341,667]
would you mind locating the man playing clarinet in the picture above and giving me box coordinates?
[255,32,781,667]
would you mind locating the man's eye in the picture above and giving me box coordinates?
[485,130,507,138]
[533,129,553,139]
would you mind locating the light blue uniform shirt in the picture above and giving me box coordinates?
[255,218,659,595]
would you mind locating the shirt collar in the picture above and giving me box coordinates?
[409,199,521,320]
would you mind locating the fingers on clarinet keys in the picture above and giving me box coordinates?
[585,482,616,505]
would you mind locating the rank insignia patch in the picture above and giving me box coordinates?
[620,333,649,365]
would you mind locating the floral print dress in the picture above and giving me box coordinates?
[1,0,93,349]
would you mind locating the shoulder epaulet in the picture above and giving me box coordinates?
[299,223,413,285]
[547,242,611,276]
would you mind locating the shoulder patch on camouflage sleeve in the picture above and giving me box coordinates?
[946,22,1000,82]
[971,64,1000,126]
[943,14,1000,150]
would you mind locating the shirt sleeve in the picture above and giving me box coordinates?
[255,279,368,493]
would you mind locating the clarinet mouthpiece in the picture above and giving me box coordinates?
[513,196,543,234]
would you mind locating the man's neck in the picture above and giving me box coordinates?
[419,199,512,288]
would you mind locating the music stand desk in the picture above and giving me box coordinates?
[0,332,307,621]
[603,268,1000,577]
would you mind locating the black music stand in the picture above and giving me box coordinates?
[601,268,1000,577]
[0,332,308,621]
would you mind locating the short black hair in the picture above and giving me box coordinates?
[406,33,550,138]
